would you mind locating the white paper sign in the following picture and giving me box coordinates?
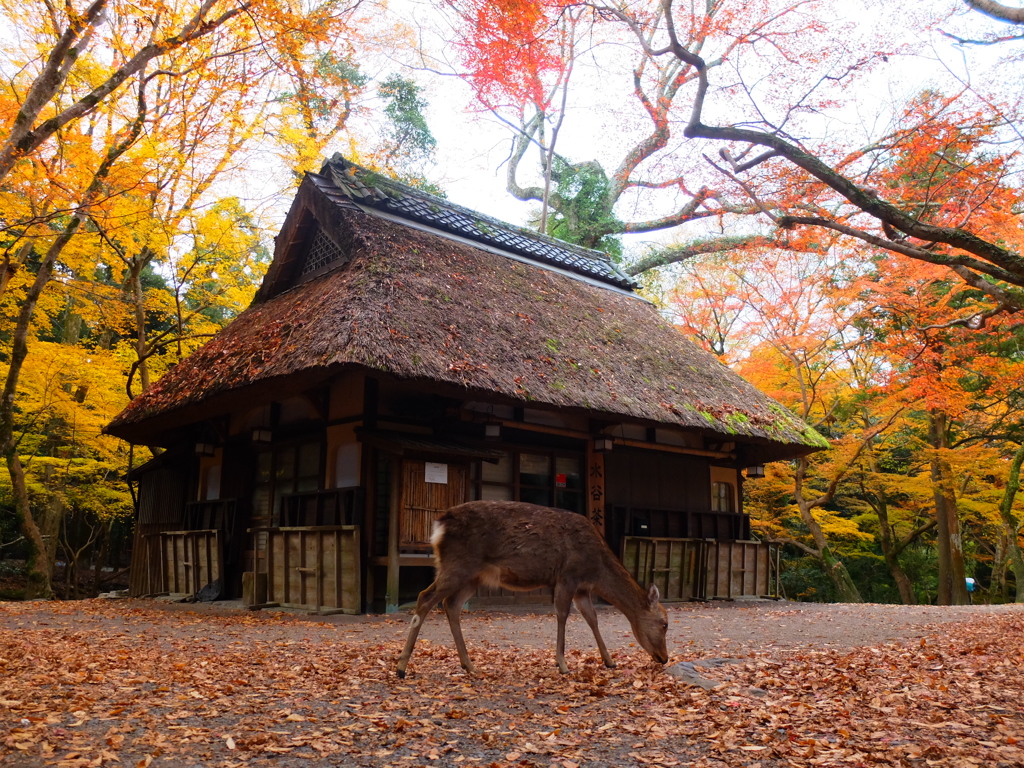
[425,462,448,484]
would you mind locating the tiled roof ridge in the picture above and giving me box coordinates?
[318,155,637,291]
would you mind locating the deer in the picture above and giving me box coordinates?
[396,500,669,678]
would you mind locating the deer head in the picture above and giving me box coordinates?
[629,584,669,664]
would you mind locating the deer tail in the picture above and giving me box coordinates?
[429,519,447,571]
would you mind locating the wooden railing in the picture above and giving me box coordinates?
[156,529,224,598]
[249,525,360,615]
[705,540,779,599]
[622,537,779,601]
[621,537,708,601]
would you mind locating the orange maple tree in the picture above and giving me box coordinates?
[669,230,1024,604]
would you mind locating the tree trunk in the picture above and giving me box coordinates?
[91,521,111,598]
[818,543,863,602]
[929,410,968,605]
[41,487,64,577]
[794,459,863,602]
[998,444,1024,603]
[991,530,1008,602]
[877,509,918,605]
[866,452,918,604]
[129,256,152,392]
[0,226,83,600]
[7,454,52,598]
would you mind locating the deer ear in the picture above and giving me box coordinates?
[647,583,661,606]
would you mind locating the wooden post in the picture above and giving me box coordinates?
[385,455,402,613]
[362,447,376,613]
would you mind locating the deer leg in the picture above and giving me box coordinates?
[554,583,575,674]
[574,591,616,668]
[443,581,481,676]
[396,580,444,679]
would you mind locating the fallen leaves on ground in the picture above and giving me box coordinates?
[1,601,1023,767]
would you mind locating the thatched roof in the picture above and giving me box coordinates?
[107,158,826,460]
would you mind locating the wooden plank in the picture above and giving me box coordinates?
[162,536,172,594]
[284,529,293,605]
[336,530,346,612]
[667,540,680,600]
[726,541,734,598]
[205,532,214,590]
[321,530,335,608]
[343,527,360,614]
[315,530,324,613]
[267,528,276,603]
[188,535,198,594]
[752,544,761,595]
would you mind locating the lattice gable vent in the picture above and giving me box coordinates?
[301,226,347,276]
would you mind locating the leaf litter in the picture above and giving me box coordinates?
[1,600,1023,767]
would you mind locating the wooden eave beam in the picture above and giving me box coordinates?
[491,418,735,460]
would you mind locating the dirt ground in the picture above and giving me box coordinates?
[3,598,1024,768]
[100,596,1024,655]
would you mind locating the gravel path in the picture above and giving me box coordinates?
[39,596,1021,658]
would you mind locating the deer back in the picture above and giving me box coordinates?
[432,501,617,590]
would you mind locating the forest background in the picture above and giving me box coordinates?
[0,0,1022,607]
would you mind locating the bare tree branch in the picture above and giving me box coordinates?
[592,0,1024,310]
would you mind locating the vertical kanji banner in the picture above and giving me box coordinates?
[587,447,605,535]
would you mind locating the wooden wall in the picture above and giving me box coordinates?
[604,448,711,512]
[129,464,189,597]
[603,448,712,552]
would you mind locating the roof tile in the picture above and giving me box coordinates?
[321,157,636,291]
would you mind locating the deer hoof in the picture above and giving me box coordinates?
[604,660,617,669]
[396,668,406,679]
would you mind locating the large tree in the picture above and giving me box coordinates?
[440,0,1022,325]
[0,0,374,597]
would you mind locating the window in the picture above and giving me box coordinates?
[472,450,583,513]
[252,440,323,527]
[519,453,551,506]
[301,228,347,276]
[711,481,735,514]
[479,452,513,501]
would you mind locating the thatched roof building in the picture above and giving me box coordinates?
[107,156,825,612]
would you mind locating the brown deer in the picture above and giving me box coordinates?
[396,500,669,678]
